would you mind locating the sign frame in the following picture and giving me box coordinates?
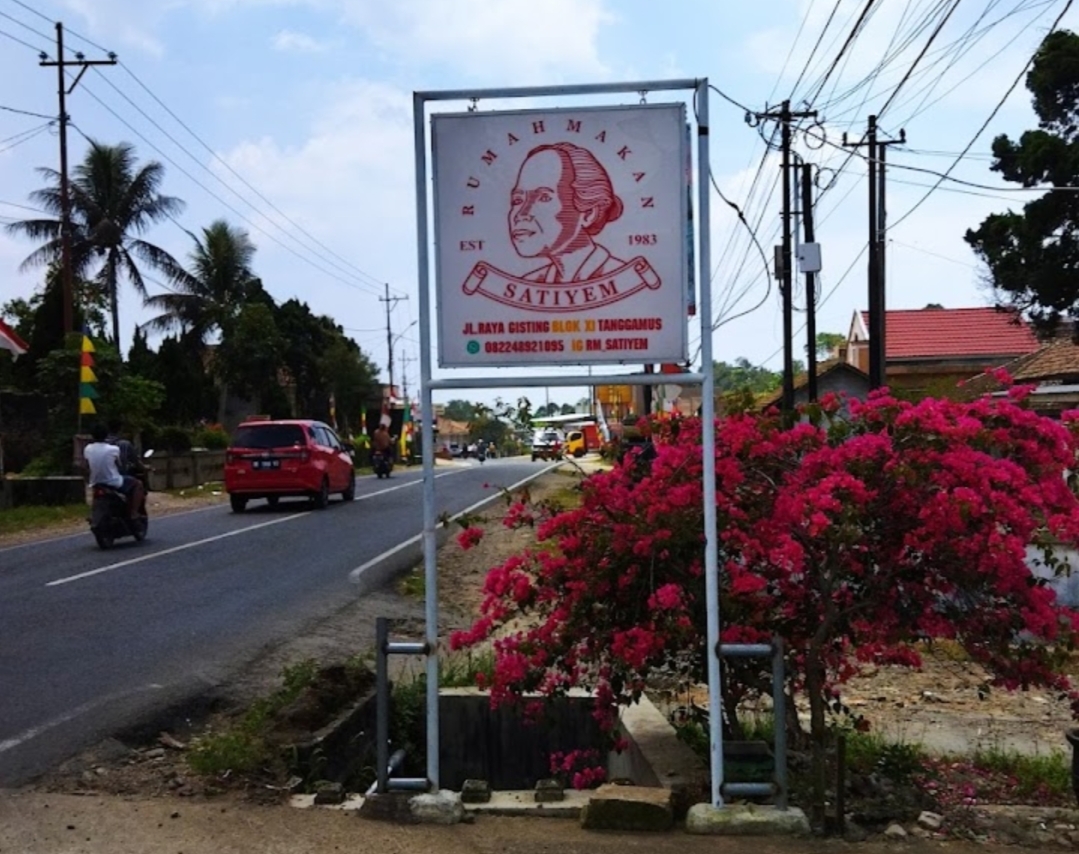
[408,79,722,809]
[430,103,689,369]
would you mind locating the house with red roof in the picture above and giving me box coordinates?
[843,306,1040,399]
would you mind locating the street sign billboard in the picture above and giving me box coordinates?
[432,104,688,367]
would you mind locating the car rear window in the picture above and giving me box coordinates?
[231,424,306,449]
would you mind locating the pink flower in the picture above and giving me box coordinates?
[456,526,485,550]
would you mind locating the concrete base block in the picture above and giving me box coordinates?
[410,790,465,825]
[580,784,673,832]
[685,803,810,836]
[464,790,588,818]
[357,792,415,822]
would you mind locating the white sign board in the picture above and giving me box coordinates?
[432,104,688,368]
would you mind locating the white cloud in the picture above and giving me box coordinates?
[61,0,170,57]
[271,29,332,53]
[213,79,417,318]
[338,0,614,83]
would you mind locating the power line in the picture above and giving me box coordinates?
[0,25,46,53]
[887,0,1075,230]
[0,122,51,152]
[89,66,388,295]
[116,62,391,292]
[0,197,47,213]
[877,0,964,117]
[0,8,50,43]
[0,103,54,120]
[5,0,111,54]
[72,81,388,300]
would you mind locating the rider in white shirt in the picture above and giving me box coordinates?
[84,422,140,514]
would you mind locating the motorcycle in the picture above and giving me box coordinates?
[89,451,151,549]
[372,450,393,479]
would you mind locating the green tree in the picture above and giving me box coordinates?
[713,357,806,395]
[108,374,166,439]
[143,219,264,421]
[126,327,155,379]
[5,141,185,346]
[443,399,476,421]
[153,332,217,424]
[965,30,1079,330]
[214,303,284,415]
[1,265,107,392]
[143,219,260,343]
[814,332,846,359]
[319,331,379,432]
[467,402,508,447]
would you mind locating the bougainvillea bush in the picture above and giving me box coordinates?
[451,386,1079,802]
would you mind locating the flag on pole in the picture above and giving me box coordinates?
[80,329,97,415]
[0,318,28,359]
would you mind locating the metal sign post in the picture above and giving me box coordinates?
[412,79,721,805]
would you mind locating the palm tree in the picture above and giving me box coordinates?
[142,219,260,341]
[5,140,184,346]
[143,219,263,421]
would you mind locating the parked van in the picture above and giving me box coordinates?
[565,430,587,458]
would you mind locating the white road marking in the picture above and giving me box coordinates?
[347,466,555,583]
[44,470,468,588]
[46,512,311,587]
[0,684,164,754]
[0,501,225,556]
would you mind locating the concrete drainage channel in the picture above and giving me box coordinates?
[289,687,809,835]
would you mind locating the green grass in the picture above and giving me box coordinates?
[0,503,89,536]
[397,566,425,599]
[972,745,1072,799]
[187,658,326,776]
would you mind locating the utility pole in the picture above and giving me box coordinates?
[843,117,904,390]
[801,163,820,402]
[876,128,905,384]
[400,349,412,403]
[379,283,408,396]
[751,101,817,411]
[40,24,116,337]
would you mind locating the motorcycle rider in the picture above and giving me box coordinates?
[372,423,393,470]
[105,418,141,479]
[84,422,143,519]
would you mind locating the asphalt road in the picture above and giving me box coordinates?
[0,458,550,786]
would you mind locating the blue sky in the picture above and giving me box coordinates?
[1,0,1075,408]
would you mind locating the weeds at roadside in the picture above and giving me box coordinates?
[0,503,88,536]
[187,657,371,778]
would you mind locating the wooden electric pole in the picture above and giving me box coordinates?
[751,101,817,411]
[844,117,904,390]
[39,23,116,336]
[379,282,408,396]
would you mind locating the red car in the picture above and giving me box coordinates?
[224,419,356,512]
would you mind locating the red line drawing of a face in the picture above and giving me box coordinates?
[508,142,626,283]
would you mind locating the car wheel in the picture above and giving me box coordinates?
[230,495,247,513]
[266,496,280,508]
[94,530,114,549]
[313,478,330,509]
[343,472,356,501]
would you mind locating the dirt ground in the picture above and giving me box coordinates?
[6,463,1079,850]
